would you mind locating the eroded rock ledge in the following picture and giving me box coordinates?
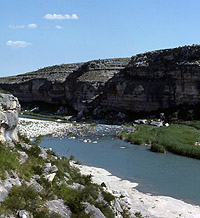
[0,93,20,144]
[1,45,200,116]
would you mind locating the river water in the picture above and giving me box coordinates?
[39,125,200,205]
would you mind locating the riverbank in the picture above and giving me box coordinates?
[118,124,200,159]
[18,117,200,217]
[18,117,128,138]
[73,163,200,218]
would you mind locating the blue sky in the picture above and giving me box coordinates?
[0,0,200,77]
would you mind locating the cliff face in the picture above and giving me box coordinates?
[1,45,200,114]
[0,93,20,143]
[101,45,200,112]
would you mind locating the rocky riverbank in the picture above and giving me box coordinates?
[18,117,200,217]
[18,117,129,138]
[74,164,200,218]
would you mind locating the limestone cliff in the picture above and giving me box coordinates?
[1,45,200,115]
[0,93,20,143]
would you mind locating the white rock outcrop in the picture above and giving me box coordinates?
[0,93,20,144]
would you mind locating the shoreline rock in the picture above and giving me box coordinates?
[73,163,200,218]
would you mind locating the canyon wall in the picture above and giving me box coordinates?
[1,45,200,115]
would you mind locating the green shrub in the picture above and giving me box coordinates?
[70,155,75,160]
[0,144,19,179]
[0,184,40,214]
[75,160,81,165]
[135,211,144,218]
[54,184,85,214]
[102,191,115,203]
[94,202,115,218]
[150,143,166,153]
[35,135,44,144]
[19,156,44,180]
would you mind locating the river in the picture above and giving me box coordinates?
[39,125,200,206]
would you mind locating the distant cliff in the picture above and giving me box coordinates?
[1,45,200,116]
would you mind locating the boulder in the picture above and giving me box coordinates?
[150,121,163,127]
[84,202,106,218]
[46,199,71,218]
[18,210,30,218]
[0,93,20,144]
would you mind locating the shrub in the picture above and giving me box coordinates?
[70,155,75,160]
[19,156,45,180]
[102,191,115,203]
[135,211,144,218]
[0,184,40,214]
[0,144,19,179]
[150,143,166,153]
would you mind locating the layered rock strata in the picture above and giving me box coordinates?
[1,45,200,114]
[0,93,20,143]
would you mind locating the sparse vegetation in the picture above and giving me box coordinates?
[134,211,144,218]
[21,111,69,122]
[0,134,116,217]
[0,89,10,94]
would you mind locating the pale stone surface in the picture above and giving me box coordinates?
[18,210,30,218]
[44,173,56,182]
[73,163,200,218]
[0,94,20,143]
[46,199,71,218]
[18,150,28,164]
[0,172,22,202]
[84,202,106,218]
[18,118,73,137]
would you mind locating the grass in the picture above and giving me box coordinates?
[0,143,20,179]
[118,124,200,159]
[118,125,157,145]
[177,120,200,130]
[21,111,70,122]
[0,89,10,94]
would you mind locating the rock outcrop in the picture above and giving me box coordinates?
[1,45,200,115]
[0,93,20,144]
[0,94,126,217]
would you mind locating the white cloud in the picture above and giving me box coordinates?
[8,25,25,29]
[71,14,79,20]
[44,13,79,20]
[27,23,37,29]
[6,40,31,48]
[55,25,63,29]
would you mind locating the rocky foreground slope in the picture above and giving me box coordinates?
[1,45,200,117]
[0,93,131,217]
